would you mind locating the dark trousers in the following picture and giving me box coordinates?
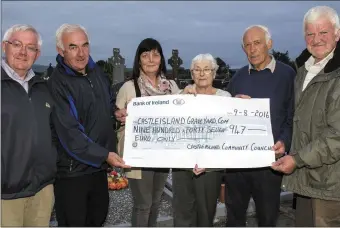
[172,169,222,227]
[295,194,340,227]
[129,168,169,227]
[225,168,282,227]
[54,170,109,227]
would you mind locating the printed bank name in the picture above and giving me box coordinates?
[133,100,169,106]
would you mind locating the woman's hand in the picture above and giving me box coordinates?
[115,99,132,124]
[182,84,197,96]
[193,164,206,175]
[115,108,127,124]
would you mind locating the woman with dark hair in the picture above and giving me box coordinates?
[114,38,179,227]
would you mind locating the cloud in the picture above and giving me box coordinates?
[2,1,340,68]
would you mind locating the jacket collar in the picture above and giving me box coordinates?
[248,55,276,74]
[56,54,96,76]
[296,41,340,73]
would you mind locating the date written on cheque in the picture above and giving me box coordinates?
[231,109,270,118]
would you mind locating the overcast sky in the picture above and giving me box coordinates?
[2,1,340,68]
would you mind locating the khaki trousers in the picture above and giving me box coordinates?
[296,194,340,227]
[1,184,54,227]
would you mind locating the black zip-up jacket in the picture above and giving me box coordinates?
[1,67,57,199]
[48,55,116,178]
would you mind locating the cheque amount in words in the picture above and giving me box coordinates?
[135,116,230,125]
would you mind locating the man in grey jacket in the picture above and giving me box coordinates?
[272,6,340,226]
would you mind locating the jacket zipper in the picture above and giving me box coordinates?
[28,79,45,101]
[28,85,33,102]
[69,159,73,171]
[85,76,94,88]
[85,75,97,101]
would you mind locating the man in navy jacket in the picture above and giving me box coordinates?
[225,25,295,227]
[48,23,129,227]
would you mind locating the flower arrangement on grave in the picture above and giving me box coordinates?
[107,170,128,190]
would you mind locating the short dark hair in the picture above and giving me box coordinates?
[131,38,167,80]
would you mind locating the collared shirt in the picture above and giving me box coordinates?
[1,58,35,93]
[248,55,276,74]
[302,49,335,91]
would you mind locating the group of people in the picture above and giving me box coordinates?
[1,4,340,227]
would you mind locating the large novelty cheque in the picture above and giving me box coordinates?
[123,94,275,168]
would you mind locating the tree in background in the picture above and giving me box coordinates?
[96,60,114,84]
[96,60,106,68]
[215,57,231,80]
[177,67,192,80]
[271,50,296,72]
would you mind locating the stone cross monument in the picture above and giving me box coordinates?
[168,49,183,84]
[109,48,125,84]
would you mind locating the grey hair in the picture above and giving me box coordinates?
[242,25,271,47]
[303,6,340,34]
[56,23,90,50]
[2,24,42,47]
[190,53,219,79]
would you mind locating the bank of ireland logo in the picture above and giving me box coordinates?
[132,141,138,148]
[173,98,185,105]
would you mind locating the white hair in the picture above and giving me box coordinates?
[242,25,271,47]
[303,6,340,34]
[190,53,219,78]
[56,23,90,50]
[2,24,42,47]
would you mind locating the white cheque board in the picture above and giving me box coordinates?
[123,94,275,169]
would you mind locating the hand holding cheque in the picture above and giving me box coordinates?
[122,94,276,169]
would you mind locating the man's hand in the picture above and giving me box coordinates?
[271,155,296,174]
[182,84,197,96]
[106,152,131,168]
[193,164,206,176]
[235,94,251,99]
[272,140,285,159]
[115,108,127,124]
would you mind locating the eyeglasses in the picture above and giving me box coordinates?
[5,40,39,54]
[192,68,213,75]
